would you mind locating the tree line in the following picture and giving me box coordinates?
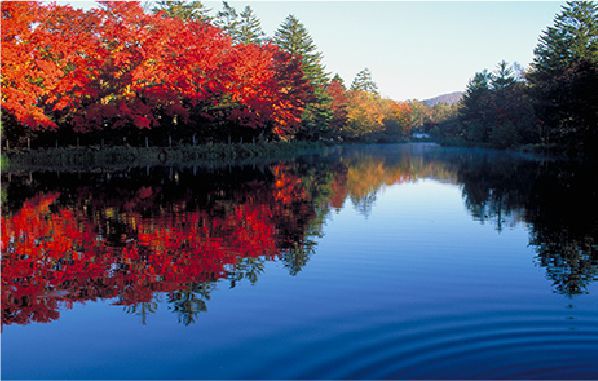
[432,1,597,157]
[1,1,442,148]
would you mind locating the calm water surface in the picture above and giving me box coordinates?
[2,144,597,379]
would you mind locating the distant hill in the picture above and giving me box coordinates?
[422,91,464,106]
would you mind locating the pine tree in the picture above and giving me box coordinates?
[350,68,378,94]
[274,15,329,87]
[460,70,493,142]
[528,1,597,155]
[215,1,239,40]
[152,1,211,22]
[237,6,265,45]
[492,60,516,90]
[531,1,597,78]
[331,73,345,87]
[274,15,332,140]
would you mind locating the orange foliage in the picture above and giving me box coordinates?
[1,1,310,137]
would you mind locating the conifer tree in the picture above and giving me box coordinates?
[350,68,379,94]
[274,15,332,140]
[531,1,597,78]
[237,6,265,44]
[215,1,239,40]
[152,1,211,22]
[528,1,597,154]
[492,60,516,90]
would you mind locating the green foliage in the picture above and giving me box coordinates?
[274,15,329,87]
[151,1,211,21]
[492,60,516,90]
[532,1,597,77]
[214,1,239,38]
[214,2,264,44]
[528,1,598,156]
[350,68,379,94]
[446,61,537,148]
[237,6,265,44]
[331,73,345,87]
[274,15,332,140]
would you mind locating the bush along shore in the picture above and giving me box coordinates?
[2,141,334,172]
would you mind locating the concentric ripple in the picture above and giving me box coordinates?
[241,307,598,379]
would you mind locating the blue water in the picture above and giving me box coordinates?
[2,144,597,379]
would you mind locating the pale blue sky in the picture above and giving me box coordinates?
[63,1,564,101]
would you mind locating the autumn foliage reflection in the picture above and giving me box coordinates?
[3,147,597,326]
[2,165,320,325]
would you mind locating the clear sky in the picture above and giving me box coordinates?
[64,1,564,101]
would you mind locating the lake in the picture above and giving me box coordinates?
[2,143,597,379]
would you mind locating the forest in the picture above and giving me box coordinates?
[431,1,597,156]
[1,1,443,149]
[1,1,596,155]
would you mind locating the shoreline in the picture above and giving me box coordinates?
[2,140,569,174]
[1,141,336,173]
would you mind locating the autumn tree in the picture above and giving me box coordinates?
[344,90,384,140]
[380,99,414,141]
[326,74,349,138]
[1,1,105,146]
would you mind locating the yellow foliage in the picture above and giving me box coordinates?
[345,90,385,138]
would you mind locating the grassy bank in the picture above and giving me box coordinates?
[2,141,333,172]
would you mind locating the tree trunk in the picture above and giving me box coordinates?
[145,136,149,148]
[228,134,231,145]
[27,137,30,150]
[169,135,172,147]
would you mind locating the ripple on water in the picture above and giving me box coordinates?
[244,307,598,379]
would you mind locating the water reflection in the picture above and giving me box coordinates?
[2,144,597,327]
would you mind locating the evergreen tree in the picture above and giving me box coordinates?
[460,70,493,142]
[511,62,526,82]
[331,73,345,87]
[351,68,379,94]
[274,15,332,140]
[531,1,597,78]
[274,15,329,86]
[215,1,239,40]
[152,1,211,22]
[492,60,516,90]
[456,63,537,148]
[528,1,597,155]
[237,6,265,45]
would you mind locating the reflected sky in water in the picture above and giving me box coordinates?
[2,144,597,379]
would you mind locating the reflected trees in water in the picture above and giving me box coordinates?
[2,146,597,326]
